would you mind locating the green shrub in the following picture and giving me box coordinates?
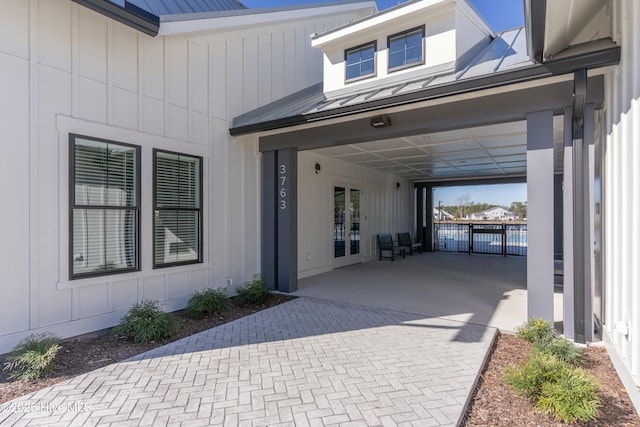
[504,350,571,400]
[115,300,176,343]
[536,336,583,365]
[186,288,230,319]
[3,333,60,380]
[536,367,600,423]
[235,275,271,306]
[516,318,556,345]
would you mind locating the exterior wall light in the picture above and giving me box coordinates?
[315,162,321,174]
[370,115,391,128]
[396,182,400,189]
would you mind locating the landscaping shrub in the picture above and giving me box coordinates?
[504,349,570,400]
[506,318,600,423]
[537,367,600,423]
[235,275,271,306]
[115,300,176,343]
[536,335,583,365]
[516,318,555,345]
[186,288,230,319]
[3,333,60,380]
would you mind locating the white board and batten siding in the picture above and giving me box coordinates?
[0,0,373,353]
[603,0,640,388]
[297,151,412,279]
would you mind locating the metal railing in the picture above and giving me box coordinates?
[435,221,527,256]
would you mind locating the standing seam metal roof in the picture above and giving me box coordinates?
[231,27,531,132]
[128,0,247,15]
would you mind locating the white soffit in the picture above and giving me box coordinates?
[544,0,608,58]
[313,115,565,181]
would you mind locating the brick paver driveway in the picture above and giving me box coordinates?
[1,298,496,426]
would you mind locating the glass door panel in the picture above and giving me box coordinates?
[334,187,345,258]
[350,189,360,255]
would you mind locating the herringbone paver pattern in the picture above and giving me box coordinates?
[1,298,495,426]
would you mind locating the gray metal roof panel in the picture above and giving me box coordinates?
[128,0,246,15]
[231,30,620,135]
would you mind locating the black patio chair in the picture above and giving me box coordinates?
[377,233,404,261]
[397,232,422,256]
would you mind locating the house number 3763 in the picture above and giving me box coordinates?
[279,164,287,210]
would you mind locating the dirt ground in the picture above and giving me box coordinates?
[1,299,639,426]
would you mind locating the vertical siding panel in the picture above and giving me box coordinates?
[226,38,244,281]
[0,2,30,334]
[283,29,295,95]
[271,31,284,102]
[243,36,258,113]
[295,27,307,89]
[258,33,272,107]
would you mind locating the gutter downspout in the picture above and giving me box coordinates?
[572,68,588,343]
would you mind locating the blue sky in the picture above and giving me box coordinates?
[434,183,526,207]
[241,0,524,32]
[241,0,527,205]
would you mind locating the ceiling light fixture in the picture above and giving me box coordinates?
[370,115,391,129]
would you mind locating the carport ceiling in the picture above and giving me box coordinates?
[312,116,564,182]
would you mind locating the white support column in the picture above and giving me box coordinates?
[527,110,555,322]
[563,108,575,338]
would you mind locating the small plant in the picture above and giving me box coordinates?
[504,349,570,400]
[186,288,230,319]
[536,335,583,365]
[235,275,271,306]
[3,333,60,380]
[536,367,600,423]
[115,300,176,343]
[516,318,556,345]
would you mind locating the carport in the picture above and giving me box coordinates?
[230,10,619,341]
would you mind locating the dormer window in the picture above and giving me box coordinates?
[388,26,425,71]
[345,42,376,82]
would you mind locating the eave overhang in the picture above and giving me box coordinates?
[72,0,160,36]
[229,39,620,137]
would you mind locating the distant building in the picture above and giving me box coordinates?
[434,208,455,220]
[467,207,516,221]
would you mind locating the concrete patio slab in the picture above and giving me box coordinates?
[298,252,529,333]
[1,297,495,427]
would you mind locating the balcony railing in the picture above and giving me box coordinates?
[435,221,527,256]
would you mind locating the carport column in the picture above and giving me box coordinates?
[262,151,277,291]
[276,148,298,292]
[526,110,555,322]
[261,149,298,292]
[425,185,434,251]
[563,109,575,339]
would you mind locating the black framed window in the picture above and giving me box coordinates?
[388,26,424,71]
[153,150,202,268]
[70,135,140,279]
[345,42,376,82]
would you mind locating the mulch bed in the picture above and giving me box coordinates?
[463,332,640,426]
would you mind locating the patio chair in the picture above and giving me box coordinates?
[377,233,404,261]
[397,232,422,256]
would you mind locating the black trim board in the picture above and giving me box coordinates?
[72,0,160,36]
[258,75,604,153]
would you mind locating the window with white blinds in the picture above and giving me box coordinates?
[153,150,202,268]
[70,135,140,278]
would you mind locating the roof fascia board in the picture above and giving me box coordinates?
[524,0,546,62]
[159,2,376,37]
[72,0,159,36]
[229,41,619,136]
[311,0,453,48]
